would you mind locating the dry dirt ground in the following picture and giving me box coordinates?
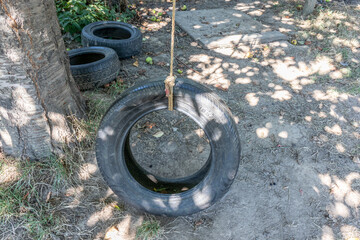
[2,0,360,239]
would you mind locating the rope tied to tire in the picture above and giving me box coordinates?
[164,0,177,111]
[95,0,241,216]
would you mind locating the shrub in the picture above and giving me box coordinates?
[55,0,136,41]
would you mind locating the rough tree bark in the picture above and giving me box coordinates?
[107,0,128,12]
[0,0,86,160]
[303,0,317,15]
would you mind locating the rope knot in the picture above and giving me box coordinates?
[164,76,176,111]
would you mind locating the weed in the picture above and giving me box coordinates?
[0,157,68,239]
[107,80,128,97]
[136,219,163,240]
[67,91,114,150]
[346,84,360,95]
[56,0,137,41]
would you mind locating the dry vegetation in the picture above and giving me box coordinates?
[1,0,359,239]
[274,0,360,94]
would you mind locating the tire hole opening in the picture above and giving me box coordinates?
[70,53,105,65]
[126,110,211,194]
[94,27,131,40]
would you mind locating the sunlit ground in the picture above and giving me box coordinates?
[1,0,359,239]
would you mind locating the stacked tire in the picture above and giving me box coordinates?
[68,47,120,90]
[69,21,142,90]
[81,21,142,59]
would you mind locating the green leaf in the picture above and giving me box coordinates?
[72,21,82,31]
[146,57,153,65]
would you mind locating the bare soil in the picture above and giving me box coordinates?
[2,0,360,239]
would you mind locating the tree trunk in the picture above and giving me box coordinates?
[0,0,86,160]
[107,0,128,12]
[303,0,317,16]
[119,0,128,12]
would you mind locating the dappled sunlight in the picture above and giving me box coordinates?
[98,126,115,141]
[245,93,259,106]
[79,162,98,180]
[270,89,292,101]
[87,204,115,227]
[324,124,342,136]
[341,225,360,240]
[193,186,212,209]
[336,143,346,153]
[104,215,142,240]
[322,225,335,240]
[330,201,351,218]
[319,172,360,220]
[278,131,288,139]
[256,127,269,139]
[169,194,182,211]
[329,104,348,122]
[3,0,360,239]
[235,77,252,84]
[152,198,167,209]
[271,55,336,87]
[0,128,12,148]
[312,89,351,103]
[65,185,85,208]
[254,119,305,147]
[0,158,19,185]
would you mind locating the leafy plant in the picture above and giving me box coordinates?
[136,219,163,240]
[55,0,136,41]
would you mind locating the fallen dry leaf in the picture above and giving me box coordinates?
[214,84,228,91]
[153,131,164,138]
[245,51,254,59]
[194,219,204,226]
[145,122,156,129]
[156,61,167,66]
[133,60,139,67]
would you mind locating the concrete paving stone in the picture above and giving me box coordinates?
[174,8,288,49]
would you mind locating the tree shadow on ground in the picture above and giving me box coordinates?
[1,0,360,239]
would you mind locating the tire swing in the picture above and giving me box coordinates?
[95,1,241,216]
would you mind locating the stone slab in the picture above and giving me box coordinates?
[173,9,288,49]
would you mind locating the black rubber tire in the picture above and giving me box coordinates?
[69,47,120,90]
[96,78,241,216]
[81,21,142,59]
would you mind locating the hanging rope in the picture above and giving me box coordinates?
[164,0,177,111]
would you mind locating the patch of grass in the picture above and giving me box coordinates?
[136,219,163,240]
[72,80,129,148]
[283,1,360,95]
[70,79,130,146]
[68,92,113,150]
[311,74,332,83]
[0,156,68,239]
[345,84,360,95]
[106,79,129,97]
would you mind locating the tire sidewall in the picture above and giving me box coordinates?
[68,46,118,72]
[81,21,141,45]
[96,79,241,216]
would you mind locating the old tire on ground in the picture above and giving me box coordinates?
[81,21,142,59]
[96,78,241,216]
[69,47,120,90]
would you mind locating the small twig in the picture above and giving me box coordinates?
[175,56,203,76]
[173,116,187,126]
